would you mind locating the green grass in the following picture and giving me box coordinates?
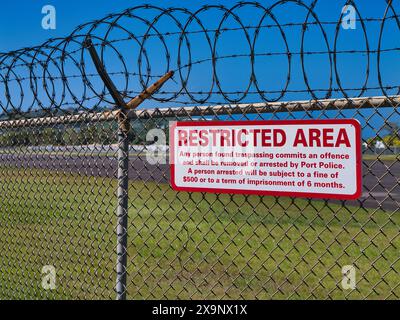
[362,154,399,161]
[1,149,398,162]
[0,167,399,300]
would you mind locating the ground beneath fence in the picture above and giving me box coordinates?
[0,152,398,211]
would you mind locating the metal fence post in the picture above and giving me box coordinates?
[83,37,174,299]
[84,38,130,299]
[116,110,130,300]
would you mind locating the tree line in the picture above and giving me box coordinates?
[366,122,400,147]
[0,118,170,147]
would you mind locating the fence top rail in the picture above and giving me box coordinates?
[0,95,398,129]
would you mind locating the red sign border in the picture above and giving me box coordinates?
[170,119,362,200]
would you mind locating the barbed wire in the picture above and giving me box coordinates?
[0,0,399,119]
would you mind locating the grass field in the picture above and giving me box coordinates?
[1,148,398,162]
[362,154,399,161]
[0,167,399,300]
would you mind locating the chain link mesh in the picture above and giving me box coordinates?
[0,1,399,299]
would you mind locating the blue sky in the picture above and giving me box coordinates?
[0,0,399,139]
[0,0,230,51]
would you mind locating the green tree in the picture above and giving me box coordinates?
[383,135,400,147]
[383,121,400,136]
[62,128,81,146]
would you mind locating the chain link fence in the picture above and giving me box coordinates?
[0,1,399,299]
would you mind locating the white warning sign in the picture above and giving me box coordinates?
[170,120,362,200]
